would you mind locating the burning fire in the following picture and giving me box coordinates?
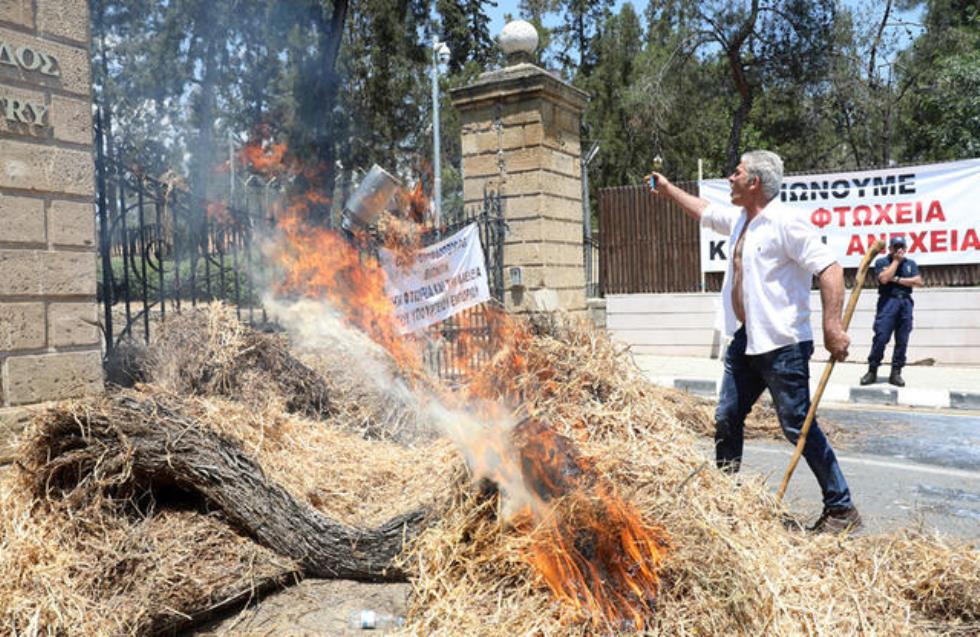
[242,140,288,175]
[269,210,423,373]
[512,419,670,631]
[241,135,670,629]
[522,491,670,631]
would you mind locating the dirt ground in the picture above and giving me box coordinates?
[190,580,412,636]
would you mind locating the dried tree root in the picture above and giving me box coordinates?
[29,393,428,582]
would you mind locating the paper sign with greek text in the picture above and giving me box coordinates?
[698,158,980,273]
[379,223,491,333]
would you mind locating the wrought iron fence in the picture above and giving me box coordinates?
[96,116,506,384]
[585,232,601,298]
[95,112,273,356]
[412,190,507,384]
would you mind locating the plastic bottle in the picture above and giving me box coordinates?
[347,609,405,630]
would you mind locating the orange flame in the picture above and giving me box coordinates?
[511,419,670,631]
[270,210,422,373]
[242,141,288,175]
[521,489,670,631]
[243,135,669,628]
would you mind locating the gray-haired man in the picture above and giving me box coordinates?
[647,150,861,533]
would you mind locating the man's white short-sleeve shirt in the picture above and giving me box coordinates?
[701,199,836,355]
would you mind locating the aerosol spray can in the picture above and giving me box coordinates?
[648,155,664,190]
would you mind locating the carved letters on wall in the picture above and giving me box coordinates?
[0,40,61,132]
[0,41,61,77]
[0,96,48,126]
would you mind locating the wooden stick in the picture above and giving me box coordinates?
[775,239,886,502]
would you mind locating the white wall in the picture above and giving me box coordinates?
[607,287,980,365]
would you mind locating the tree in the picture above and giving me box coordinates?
[579,3,648,206]
[826,0,924,167]
[437,0,498,74]
[897,1,980,161]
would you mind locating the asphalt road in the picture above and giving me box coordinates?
[734,406,980,539]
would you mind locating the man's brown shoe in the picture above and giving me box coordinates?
[807,506,863,534]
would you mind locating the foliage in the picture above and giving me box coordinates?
[897,1,980,161]
[90,0,979,228]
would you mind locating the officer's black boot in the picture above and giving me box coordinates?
[889,367,905,387]
[860,365,878,386]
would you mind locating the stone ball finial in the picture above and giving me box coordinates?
[499,20,538,65]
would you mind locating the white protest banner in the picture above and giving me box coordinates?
[379,223,491,334]
[699,158,980,273]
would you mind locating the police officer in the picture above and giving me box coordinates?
[860,236,923,387]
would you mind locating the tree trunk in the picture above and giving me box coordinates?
[296,0,348,227]
[34,394,429,582]
[726,89,754,175]
[718,0,758,174]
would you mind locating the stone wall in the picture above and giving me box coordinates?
[0,0,102,455]
[451,63,589,314]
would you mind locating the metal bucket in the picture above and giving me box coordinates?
[342,164,402,230]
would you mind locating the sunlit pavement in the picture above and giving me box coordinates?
[635,354,980,411]
[697,406,980,540]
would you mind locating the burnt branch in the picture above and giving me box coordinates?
[29,393,429,582]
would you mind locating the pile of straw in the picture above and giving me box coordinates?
[405,312,978,635]
[0,304,976,635]
[144,306,332,419]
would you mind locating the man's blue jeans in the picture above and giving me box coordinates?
[715,327,854,509]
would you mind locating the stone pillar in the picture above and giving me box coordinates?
[450,24,589,314]
[0,0,102,456]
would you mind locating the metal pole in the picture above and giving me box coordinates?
[229,130,235,208]
[432,36,442,228]
[95,109,114,355]
[698,158,706,293]
[582,142,599,297]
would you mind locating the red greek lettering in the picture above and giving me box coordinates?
[846,234,865,256]
[963,228,980,251]
[908,231,927,252]
[835,207,849,227]
[925,200,946,223]
[895,202,912,224]
[852,205,871,227]
[931,230,948,252]
[811,208,832,229]
[874,204,893,224]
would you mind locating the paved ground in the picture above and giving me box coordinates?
[193,580,411,636]
[695,405,980,540]
[748,440,980,539]
[635,354,980,410]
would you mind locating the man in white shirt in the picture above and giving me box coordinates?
[648,150,861,534]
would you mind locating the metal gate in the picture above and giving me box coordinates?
[95,113,270,354]
[95,118,506,383]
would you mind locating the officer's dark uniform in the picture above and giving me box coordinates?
[866,246,919,384]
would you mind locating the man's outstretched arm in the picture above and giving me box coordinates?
[647,172,710,222]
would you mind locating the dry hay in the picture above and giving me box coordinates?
[142,303,332,419]
[517,313,843,443]
[0,477,295,635]
[0,306,976,635]
[402,315,978,635]
[0,386,456,635]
